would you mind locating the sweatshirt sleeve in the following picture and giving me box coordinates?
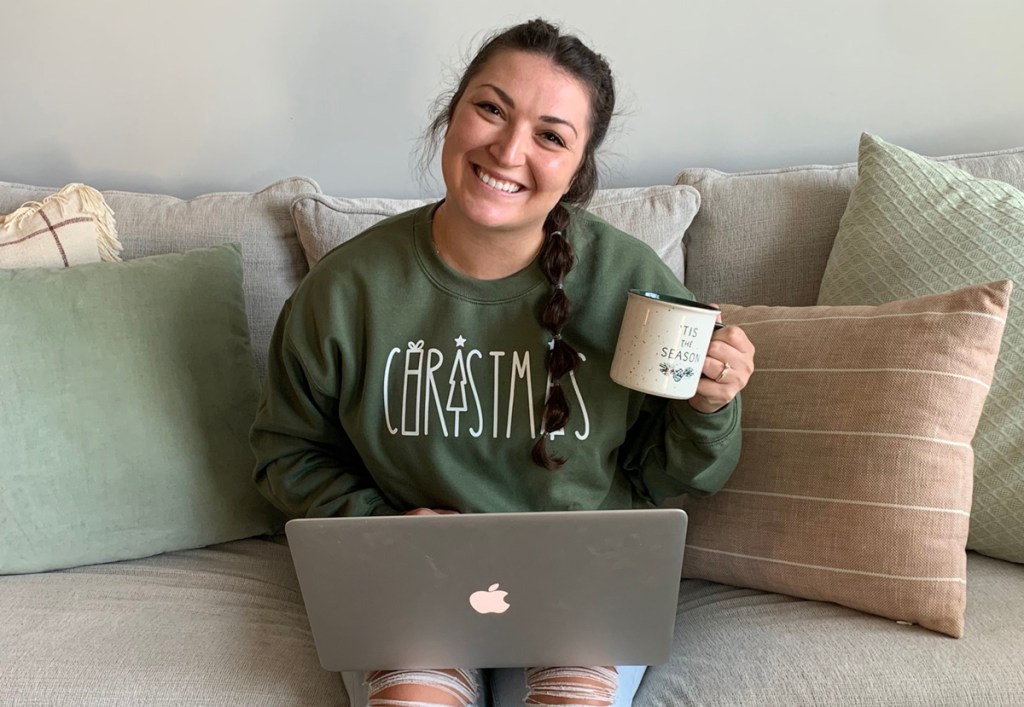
[613,249,743,504]
[618,393,742,504]
[249,298,398,518]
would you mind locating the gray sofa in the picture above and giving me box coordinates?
[2,143,1023,706]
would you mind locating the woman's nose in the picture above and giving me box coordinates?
[489,125,525,166]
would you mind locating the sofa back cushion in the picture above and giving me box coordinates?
[290,186,701,283]
[675,146,1024,307]
[0,178,319,375]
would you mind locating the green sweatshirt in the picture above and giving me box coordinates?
[250,203,741,518]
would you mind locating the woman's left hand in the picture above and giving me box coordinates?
[689,319,755,414]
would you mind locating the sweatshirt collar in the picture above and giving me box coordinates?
[412,202,549,303]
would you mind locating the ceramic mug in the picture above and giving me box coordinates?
[610,290,722,399]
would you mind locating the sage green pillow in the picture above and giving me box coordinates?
[0,243,284,574]
[818,133,1024,564]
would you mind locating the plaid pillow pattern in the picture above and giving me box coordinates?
[0,183,122,269]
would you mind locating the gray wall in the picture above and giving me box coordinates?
[2,0,1023,198]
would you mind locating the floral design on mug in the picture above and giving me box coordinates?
[659,363,696,382]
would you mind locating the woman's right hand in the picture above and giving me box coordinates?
[405,507,459,516]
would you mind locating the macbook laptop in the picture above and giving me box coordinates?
[285,508,687,671]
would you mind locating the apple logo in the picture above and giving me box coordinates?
[469,583,510,614]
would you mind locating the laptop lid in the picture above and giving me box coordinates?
[285,508,687,671]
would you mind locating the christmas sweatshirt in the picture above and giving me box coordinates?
[250,203,741,518]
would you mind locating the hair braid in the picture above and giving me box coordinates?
[420,18,616,470]
[531,204,581,469]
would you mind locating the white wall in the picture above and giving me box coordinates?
[2,0,1023,198]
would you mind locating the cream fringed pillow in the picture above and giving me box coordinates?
[0,183,122,268]
[681,281,1011,638]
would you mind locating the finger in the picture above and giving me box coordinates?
[705,339,741,368]
[702,357,732,383]
[710,327,754,357]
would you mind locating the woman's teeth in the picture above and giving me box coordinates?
[476,167,522,193]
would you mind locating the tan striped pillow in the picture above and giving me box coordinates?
[0,183,122,269]
[681,280,1011,637]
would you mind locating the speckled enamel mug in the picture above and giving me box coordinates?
[610,290,722,399]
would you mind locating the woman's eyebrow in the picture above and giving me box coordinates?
[479,83,579,138]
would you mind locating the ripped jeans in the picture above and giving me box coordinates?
[341,665,647,707]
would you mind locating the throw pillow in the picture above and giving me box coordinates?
[0,183,122,268]
[674,143,1024,307]
[0,177,321,376]
[681,281,1011,638]
[290,185,701,282]
[0,243,284,575]
[817,133,1024,564]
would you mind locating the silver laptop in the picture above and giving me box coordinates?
[285,508,687,671]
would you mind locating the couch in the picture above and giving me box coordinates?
[1,136,1022,706]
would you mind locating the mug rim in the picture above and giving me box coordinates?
[628,289,720,313]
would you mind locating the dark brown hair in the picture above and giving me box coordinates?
[424,18,616,469]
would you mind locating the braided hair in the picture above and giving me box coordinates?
[422,18,616,469]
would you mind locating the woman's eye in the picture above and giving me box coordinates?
[541,132,566,148]
[476,102,502,117]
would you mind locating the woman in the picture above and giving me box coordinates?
[251,18,754,707]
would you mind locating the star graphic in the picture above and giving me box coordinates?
[455,335,466,348]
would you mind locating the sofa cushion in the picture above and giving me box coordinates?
[817,134,1024,565]
[0,243,283,574]
[675,144,1024,307]
[0,537,344,706]
[680,281,1010,637]
[0,177,319,375]
[1,183,122,268]
[290,186,700,283]
[639,553,1024,707]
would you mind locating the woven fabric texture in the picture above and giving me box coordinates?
[290,185,700,283]
[0,178,318,375]
[0,537,344,705]
[0,244,283,574]
[681,281,1011,637]
[642,553,1024,706]
[818,133,1024,563]
[1,183,121,268]
[676,143,1024,307]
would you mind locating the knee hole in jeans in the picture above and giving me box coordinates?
[365,668,478,707]
[524,666,619,706]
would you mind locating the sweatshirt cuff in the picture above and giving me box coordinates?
[667,394,741,447]
[367,497,401,517]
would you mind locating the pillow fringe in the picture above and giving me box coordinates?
[0,183,123,262]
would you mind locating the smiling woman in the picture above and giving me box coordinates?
[249,16,754,707]
[423,23,623,472]
[435,51,590,259]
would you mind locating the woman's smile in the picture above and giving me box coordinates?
[473,164,524,194]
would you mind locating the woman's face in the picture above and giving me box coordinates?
[440,50,591,240]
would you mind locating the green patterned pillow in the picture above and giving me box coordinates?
[818,133,1024,564]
